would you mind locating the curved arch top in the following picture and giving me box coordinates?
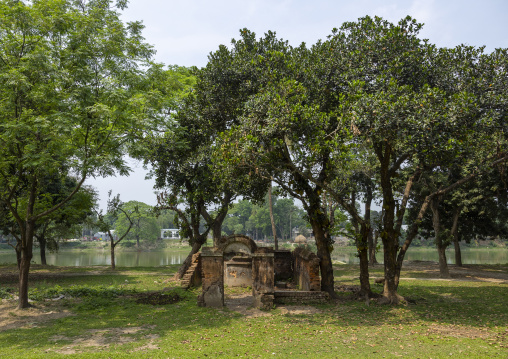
[217,234,258,254]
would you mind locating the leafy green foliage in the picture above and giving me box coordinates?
[115,201,160,246]
[0,0,160,306]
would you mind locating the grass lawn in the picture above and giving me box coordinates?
[0,263,507,358]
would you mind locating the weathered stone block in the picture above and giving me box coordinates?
[274,250,292,281]
[274,290,329,304]
[198,247,224,308]
[293,247,321,291]
[224,257,253,287]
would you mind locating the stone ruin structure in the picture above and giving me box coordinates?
[192,234,329,310]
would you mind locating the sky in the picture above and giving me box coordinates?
[86,0,508,210]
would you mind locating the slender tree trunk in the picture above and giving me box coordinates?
[110,240,116,270]
[453,234,462,267]
[451,208,462,267]
[358,224,371,296]
[18,221,35,309]
[15,242,22,270]
[39,236,47,266]
[364,185,378,266]
[370,230,379,265]
[18,254,32,309]
[136,234,140,248]
[368,230,378,265]
[268,185,278,250]
[430,197,450,278]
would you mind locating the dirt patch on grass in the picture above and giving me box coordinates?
[427,323,491,339]
[48,326,159,354]
[401,261,508,283]
[224,292,322,318]
[134,291,182,305]
[0,300,74,332]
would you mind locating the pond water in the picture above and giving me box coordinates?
[0,247,506,267]
[331,247,508,265]
[0,249,189,267]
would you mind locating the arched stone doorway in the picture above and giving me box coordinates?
[219,235,257,287]
[198,235,274,309]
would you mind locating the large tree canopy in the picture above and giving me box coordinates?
[205,17,507,302]
[0,0,156,308]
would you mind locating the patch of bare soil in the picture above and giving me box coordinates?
[134,291,182,305]
[426,323,491,339]
[0,265,169,284]
[402,261,508,283]
[0,300,74,332]
[48,326,159,354]
[224,292,322,318]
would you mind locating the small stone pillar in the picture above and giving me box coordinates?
[252,249,275,310]
[197,247,224,308]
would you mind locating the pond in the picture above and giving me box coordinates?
[0,248,189,267]
[0,246,506,267]
[331,247,508,265]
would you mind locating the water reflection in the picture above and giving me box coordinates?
[331,248,508,265]
[0,248,506,266]
[0,250,187,267]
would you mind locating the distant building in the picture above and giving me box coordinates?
[161,229,180,239]
[93,231,116,241]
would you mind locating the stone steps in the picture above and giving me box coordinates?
[180,254,201,290]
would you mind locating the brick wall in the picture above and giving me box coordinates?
[274,250,292,281]
[293,247,321,291]
[274,290,329,304]
[197,248,224,308]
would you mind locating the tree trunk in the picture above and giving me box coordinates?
[175,238,206,280]
[451,208,462,267]
[370,230,379,265]
[368,230,378,265]
[39,236,47,266]
[437,245,449,277]
[430,197,450,278]
[15,242,22,270]
[18,254,32,309]
[268,185,278,250]
[379,188,403,303]
[358,224,371,296]
[364,185,378,266]
[136,234,140,248]
[380,234,403,304]
[453,234,462,267]
[212,221,222,247]
[18,221,35,309]
[110,241,116,270]
[310,219,336,298]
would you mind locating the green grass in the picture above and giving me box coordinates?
[0,264,507,358]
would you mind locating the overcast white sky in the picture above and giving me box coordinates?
[86,0,508,209]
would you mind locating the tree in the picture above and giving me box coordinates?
[34,178,96,265]
[409,167,508,274]
[0,0,155,308]
[115,201,159,248]
[268,183,278,249]
[309,17,507,304]
[146,39,271,279]
[212,30,348,297]
[94,192,135,270]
